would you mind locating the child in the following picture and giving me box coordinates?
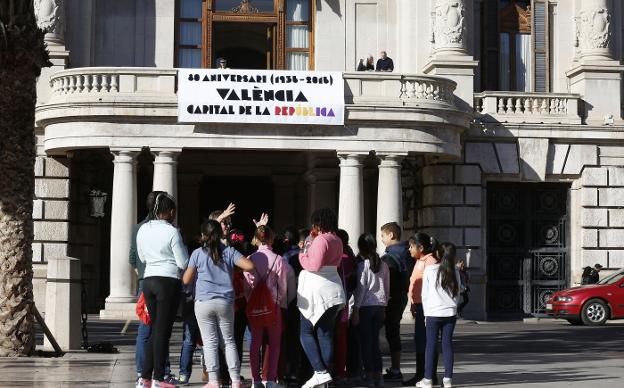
[182,220,255,388]
[417,243,461,388]
[379,222,411,382]
[406,232,440,385]
[245,226,287,388]
[351,233,390,387]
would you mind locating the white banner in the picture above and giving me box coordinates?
[177,69,344,125]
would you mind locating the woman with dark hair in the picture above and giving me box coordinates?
[136,193,189,388]
[182,220,254,388]
[351,233,389,386]
[416,243,460,388]
[298,208,346,388]
[405,232,440,385]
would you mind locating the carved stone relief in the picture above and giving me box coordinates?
[34,0,65,44]
[575,0,613,60]
[432,0,467,53]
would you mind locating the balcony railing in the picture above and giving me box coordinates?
[344,72,457,108]
[474,91,583,125]
[38,68,466,130]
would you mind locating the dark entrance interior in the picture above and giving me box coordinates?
[199,176,274,239]
[487,183,570,317]
[213,22,274,69]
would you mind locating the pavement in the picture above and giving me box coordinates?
[0,316,623,387]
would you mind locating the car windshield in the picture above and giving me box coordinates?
[597,269,624,285]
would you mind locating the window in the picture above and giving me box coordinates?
[480,0,550,92]
[175,0,314,70]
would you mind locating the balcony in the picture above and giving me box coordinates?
[35,67,469,156]
[474,91,583,125]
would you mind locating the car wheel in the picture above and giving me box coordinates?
[566,318,583,326]
[581,299,609,326]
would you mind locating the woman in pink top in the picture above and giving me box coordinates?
[297,208,346,388]
[245,226,287,388]
[406,232,440,385]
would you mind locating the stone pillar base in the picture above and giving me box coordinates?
[100,301,139,320]
[566,62,624,124]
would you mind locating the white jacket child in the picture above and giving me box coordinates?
[421,263,461,317]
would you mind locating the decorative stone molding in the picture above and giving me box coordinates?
[575,0,613,60]
[432,0,467,54]
[34,0,65,45]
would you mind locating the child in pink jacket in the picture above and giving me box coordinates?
[245,226,287,388]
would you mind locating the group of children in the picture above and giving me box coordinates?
[132,191,468,388]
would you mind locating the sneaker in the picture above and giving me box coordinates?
[153,381,177,388]
[415,379,433,388]
[383,368,403,381]
[302,372,333,388]
[443,377,452,388]
[136,378,153,388]
[163,375,180,385]
[178,375,190,386]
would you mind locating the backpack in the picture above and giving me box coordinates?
[246,255,279,327]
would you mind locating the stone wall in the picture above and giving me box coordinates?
[417,159,486,320]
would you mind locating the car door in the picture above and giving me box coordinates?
[610,280,624,318]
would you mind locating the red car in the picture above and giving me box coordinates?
[545,269,624,325]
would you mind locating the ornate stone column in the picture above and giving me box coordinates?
[376,155,404,253]
[102,150,138,318]
[424,0,477,112]
[338,153,365,251]
[34,0,69,105]
[567,0,624,123]
[35,0,65,46]
[575,0,613,61]
[432,0,467,56]
[152,150,181,201]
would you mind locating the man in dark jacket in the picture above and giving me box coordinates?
[380,222,411,381]
[376,51,394,72]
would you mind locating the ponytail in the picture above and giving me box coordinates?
[201,219,222,265]
[357,233,381,273]
[151,191,176,221]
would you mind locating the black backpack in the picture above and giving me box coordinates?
[581,266,593,285]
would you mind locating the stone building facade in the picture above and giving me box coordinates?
[32,0,624,321]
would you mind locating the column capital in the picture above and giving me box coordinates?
[337,152,367,167]
[110,149,139,163]
[151,148,182,160]
[377,154,406,167]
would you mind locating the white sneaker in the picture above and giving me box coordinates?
[416,378,433,388]
[302,371,333,388]
[443,377,453,388]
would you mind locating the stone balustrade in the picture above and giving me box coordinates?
[474,91,583,125]
[344,72,457,108]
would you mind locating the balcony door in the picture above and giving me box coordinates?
[176,0,313,70]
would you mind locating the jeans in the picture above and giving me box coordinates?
[250,310,282,382]
[359,306,385,374]
[300,305,342,373]
[425,316,456,380]
[141,276,181,381]
[346,320,362,378]
[385,295,407,353]
[179,311,200,378]
[413,303,426,354]
[195,299,240,383]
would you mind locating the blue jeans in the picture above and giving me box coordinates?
[358,306,385,374]
[425,316,456,380]
[413,303,426,353]
[300,305,342,373]
[179,311,200,378]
